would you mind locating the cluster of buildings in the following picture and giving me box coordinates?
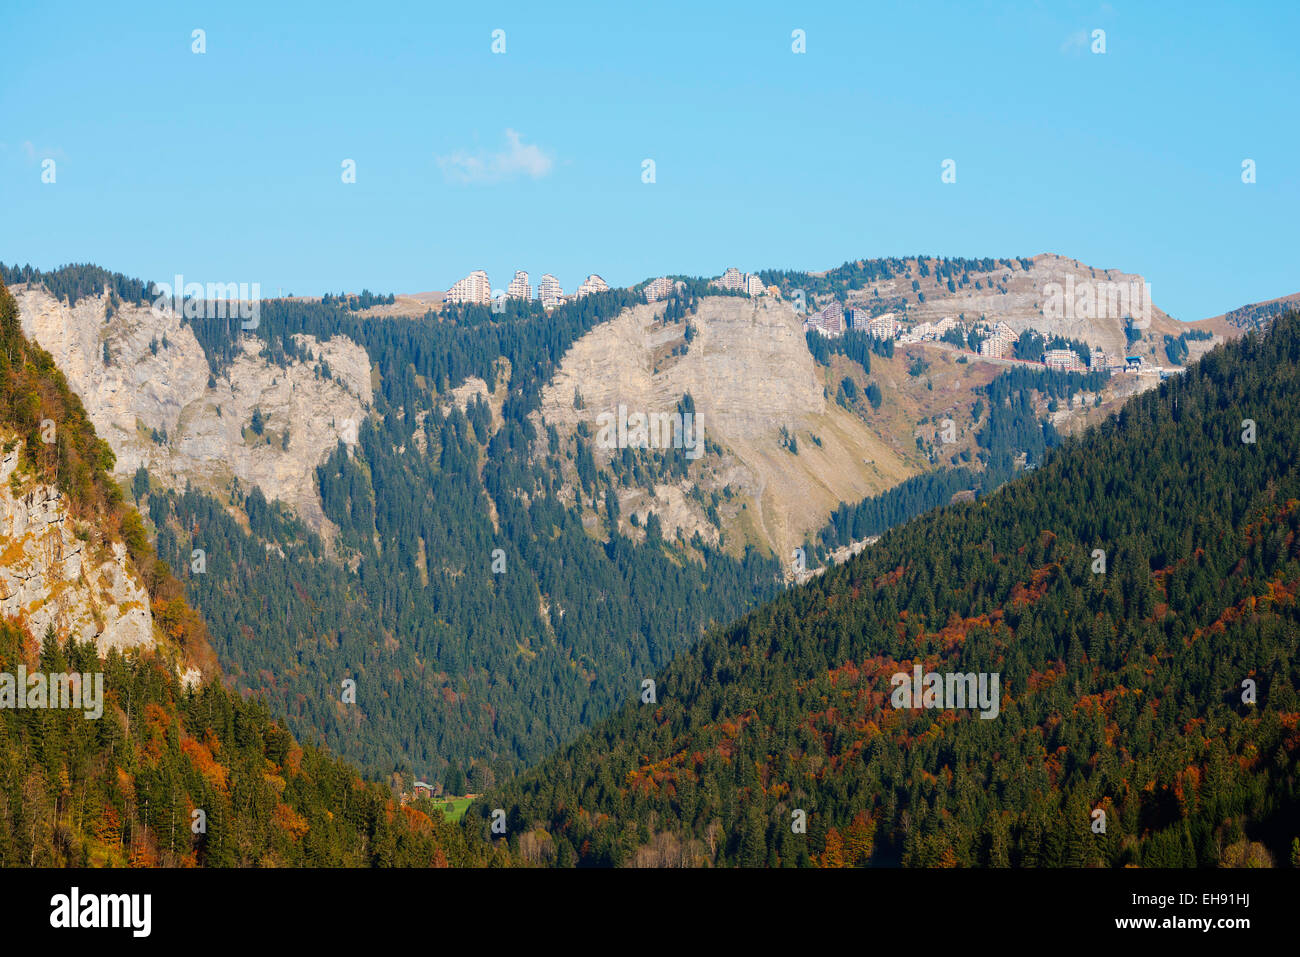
[643,276,684,302]
[974,321,1016,358]
[803,302,849,336]
[712,267,770,298]
[898,314,963,344]
[802,305,907,339]
[447,264,782,310]
[970,323,1103,372]
[643,267,775,304]
[864,312,897,339]
[802,306,903,339]
[445,269,609,309]
[802,305,1128,374]
[1044,348,1086,371]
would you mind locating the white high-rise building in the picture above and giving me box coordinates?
[446,269,492,305]
[507,270,531,300]
[803,302,846,338]
[713,267,745,291]
[644,277,678,302]
[1044,348,1082,371]
[537,273,564,307]
[711,267,765,296]
[868,313,897,339]
[576,274,609,297]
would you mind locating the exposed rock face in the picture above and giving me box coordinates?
[0,441,154,655]
[542,296,827,439]
[793,535,879,584]
[539,297,916,561]
[14,286,371,530]
[10,256,1212,575]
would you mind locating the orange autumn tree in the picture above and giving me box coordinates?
[842,811,876,865]
[820,827,846,868]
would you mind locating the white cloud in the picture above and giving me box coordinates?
[437,129,554,185]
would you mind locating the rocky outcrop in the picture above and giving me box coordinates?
[0,441,154,655]
[538,297,916,560]
[542,297,824,440]
[13,286,370,531]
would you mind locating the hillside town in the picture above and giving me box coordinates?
[800,302,1188,376]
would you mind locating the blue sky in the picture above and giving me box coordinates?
[2,0,1296,320]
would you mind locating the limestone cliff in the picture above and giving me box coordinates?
[13,285,371,532]
[538,296,918,562]
[0,439,154,657]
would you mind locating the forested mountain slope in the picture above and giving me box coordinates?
[0,619,502,867]
[132,287,782,781]
[0,259,1255,790]
[0,279,500,867]
[480,313,1300,867]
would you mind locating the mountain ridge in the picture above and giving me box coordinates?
[5,258,1290,784]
